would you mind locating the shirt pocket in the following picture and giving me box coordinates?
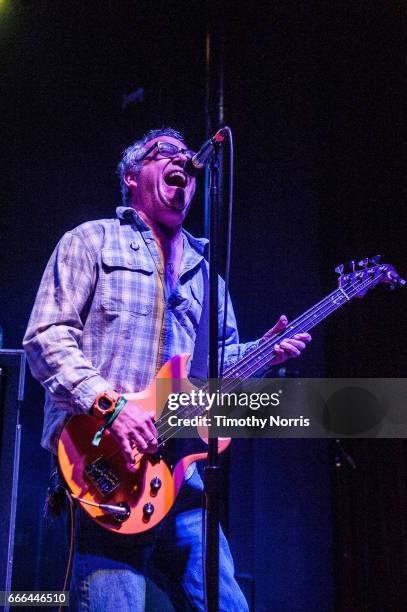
[100,249,155,316]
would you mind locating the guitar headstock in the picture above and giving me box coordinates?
[335,255,406,298]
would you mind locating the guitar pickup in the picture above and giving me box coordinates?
[85,456,121,497]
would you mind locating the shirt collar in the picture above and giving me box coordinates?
[116,206,208,258]
[116,206,150,233]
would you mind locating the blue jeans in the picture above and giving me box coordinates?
[70,468,248,611]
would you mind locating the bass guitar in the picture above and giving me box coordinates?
[58,257,404,534]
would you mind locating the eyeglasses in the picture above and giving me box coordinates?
[140,141,196,161]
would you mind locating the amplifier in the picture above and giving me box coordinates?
[0,350,26,595]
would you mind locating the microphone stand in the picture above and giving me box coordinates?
[204,146,221,612]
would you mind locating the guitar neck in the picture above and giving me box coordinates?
[222,270,383,383]
[156,261,400,433]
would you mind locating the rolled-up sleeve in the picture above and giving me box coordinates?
[23,230,111,413]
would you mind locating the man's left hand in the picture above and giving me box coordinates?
[261,314,311,366]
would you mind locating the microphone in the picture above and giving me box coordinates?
[184,128,227,177]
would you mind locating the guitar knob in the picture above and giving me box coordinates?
[150,476,162,494]
[358,258,369,268]
[369,255,381,264]
[143,503,154,520]
[335,264,344,275]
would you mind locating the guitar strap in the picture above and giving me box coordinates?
[189,258,209,380]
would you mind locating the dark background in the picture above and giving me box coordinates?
[1,2,406,610]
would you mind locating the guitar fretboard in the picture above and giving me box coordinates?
[222,269,385,386]
[155,265,387,440]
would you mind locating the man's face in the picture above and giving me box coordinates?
[126,136,196,228]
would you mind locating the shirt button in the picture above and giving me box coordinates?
[130,241,139,251]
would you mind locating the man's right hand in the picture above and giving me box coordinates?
[108,397,158,468]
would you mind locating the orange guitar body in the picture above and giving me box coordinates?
[58,354,230,534]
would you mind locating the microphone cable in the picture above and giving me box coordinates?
[219,125,234,380]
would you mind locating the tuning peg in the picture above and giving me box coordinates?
[349,260,356,272]
[387,271,406,287]
[369,255,381,264]
[335,264,344,275]
[358,258,369,268]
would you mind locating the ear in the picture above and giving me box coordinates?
[124,172,137,189]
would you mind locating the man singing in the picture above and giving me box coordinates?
[23,127,311,611]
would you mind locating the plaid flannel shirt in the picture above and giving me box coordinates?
[23,206,257,452]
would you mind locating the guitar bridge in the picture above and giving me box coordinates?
[85,456,120,497]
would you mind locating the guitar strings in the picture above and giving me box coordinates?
[149,271,382,446]
[222,268,386,380]
[103,270,383,468]
[152,293,348,443]
[155,268,380,431]
[156,273,376,423]
[206,270,382,384]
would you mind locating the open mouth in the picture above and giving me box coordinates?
[164,170,187,189]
